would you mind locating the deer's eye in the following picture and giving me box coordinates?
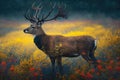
[31,26,35,28]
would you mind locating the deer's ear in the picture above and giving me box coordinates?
[30,19,36,23]
[37,22,42,25]
[36,22,41,27]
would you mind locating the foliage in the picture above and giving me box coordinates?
[0,22,120,80]
[0,51,7,62]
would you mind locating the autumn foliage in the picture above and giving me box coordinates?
[0,22,120,80]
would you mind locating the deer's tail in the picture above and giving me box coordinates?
[89,40,97,63]
[93,40,97,50]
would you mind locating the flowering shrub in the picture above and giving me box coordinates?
[0,28,120,80]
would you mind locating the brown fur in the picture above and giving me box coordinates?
[41,35,95,57]
[24,24,97,75]
[24,1,97,75]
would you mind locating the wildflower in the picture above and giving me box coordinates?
[97,60,101,63]
[75,69,81,74]
[1,61,6,66]
[115,66,120,71]
[96,72,100,76]
[70,74,76,80]
[10,65,14,71]
[97,65,103,71]
[109,60,114,64]
[86,72,93,79]
[90,68,95,73]
[34,72,39,77]
[106,66,112,71]
[30,67,35,72]
[80,71,86,78]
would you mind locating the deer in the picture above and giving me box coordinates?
[23,0,97,75]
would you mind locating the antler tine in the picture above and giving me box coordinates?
[27,8,33,20]
[31,0,38,19]
[32,0,36,8]
[43,3,56,20]
[24,0,38,22]
[44,3,67,22]
[24,0,43,22]
[31,0,43,21]
[36,3,42,19]
[25,0,67,22]
[24,8,31,20]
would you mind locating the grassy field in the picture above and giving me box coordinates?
[0,20,120,80]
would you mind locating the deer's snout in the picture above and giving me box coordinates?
[23,29,29,33]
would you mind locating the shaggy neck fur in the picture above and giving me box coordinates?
[36,27,46,36]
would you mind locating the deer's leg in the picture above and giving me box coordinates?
[56,57,63,75]
[89,51,97,63]
[81,51,92,66]
[89,51,98,68]
[50,57,56,75]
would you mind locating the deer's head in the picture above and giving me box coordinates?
[24,0,67,35]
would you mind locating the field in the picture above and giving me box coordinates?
[0,20,120,80]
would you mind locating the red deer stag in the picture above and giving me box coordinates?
[23,0,97,75]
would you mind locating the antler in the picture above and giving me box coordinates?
[32,1,42,20]
[24,0,42,22]
[43,3,67,22]
[24,8,35,22]
[42,3,56,20]
[24,0,67,23]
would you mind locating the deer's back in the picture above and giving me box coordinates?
[34,35,95,57]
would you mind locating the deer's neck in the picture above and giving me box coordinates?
[34,31,48,50]
[36,27,46,36]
